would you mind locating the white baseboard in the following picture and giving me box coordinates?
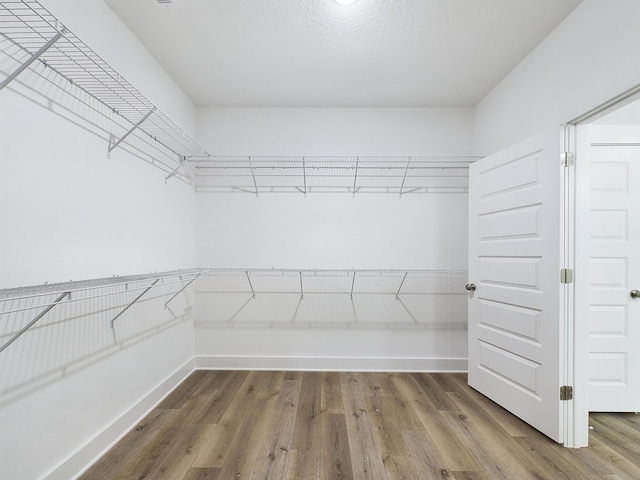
[45,358,196,480]
[195,355,467,372]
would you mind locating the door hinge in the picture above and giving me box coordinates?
[560,268,573,284]
[560,385,573,401]
[561,151,574,167]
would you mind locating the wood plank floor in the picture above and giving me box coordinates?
[80,371,640,480]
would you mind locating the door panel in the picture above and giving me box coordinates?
[468,130,564,442]
[584,125,640,412]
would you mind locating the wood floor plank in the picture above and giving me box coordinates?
[182,467,220,480]
[81,371,640,480]
[95,409,194,480]
[365,395,421,479]
[585,434,640,479]
[411,372,460,411]
[391,373,480,472]
[320,412,354,480]
[512,435,601,479]
[321,371,345,414]
[193,370,249,424]
[138,421,217,479]
[606,412,640,432]
[402,430,459,480]
[590,412,640,463]
[248,377,303,480]
[440,409,540,479]
[449,374,533,438]
[215,371,285,479]
[341,372,388,480]
[191,370,270,468]
[451,472,491,480]
[290,371,324,479]
[157,370,221,410]
[446,388,584,480]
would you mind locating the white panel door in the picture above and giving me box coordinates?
[468,130,564,442]
[583,125,640,412]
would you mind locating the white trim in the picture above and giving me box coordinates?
[571,123,591,448]
[194,355,467,372]
[44,358,196,480]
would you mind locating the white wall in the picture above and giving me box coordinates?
[194,107,472,369]
[196,107,473,270]
[198,107,473,156]
[0,3,200,478]
[197,193,468,270]
[474,0,640,155]
[0,89,197,288]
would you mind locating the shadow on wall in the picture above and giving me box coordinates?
[0,273,197,408]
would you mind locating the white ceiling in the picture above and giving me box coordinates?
[104,0,583,108]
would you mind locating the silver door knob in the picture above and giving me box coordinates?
[631,290,640,298]
[465,283,476,292]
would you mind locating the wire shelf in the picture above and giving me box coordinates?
[0,0,208,185]
[0,2,480,193]
[192,156,479,194]
[195,269,468,329]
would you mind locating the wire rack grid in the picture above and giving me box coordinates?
[0,0,209,185]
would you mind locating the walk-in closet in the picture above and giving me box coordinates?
[1,1,639,478]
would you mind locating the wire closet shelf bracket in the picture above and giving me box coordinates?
[0,0,210,186]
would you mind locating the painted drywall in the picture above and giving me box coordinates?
[197,193,467,270]
[0,4,200,477]
[0,85,198,480]
[0,88,197,288]
[194,107,472,367]
[197,107,474,156]
[474,0,640,155]
[196,107,473,270]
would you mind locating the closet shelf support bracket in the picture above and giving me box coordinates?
[350,271,356,300]
[0,29,64,92]
[248,156,258,197]
[110,278,160,328]
[165,155,189,183]
[395,272,408,300]
[352,158,359,197]
[108,108,156,154]
[0,291,69,354]
[399,157,412,197]
[299,271,304,300]
[245,271,256,299]
[164,272,202,308]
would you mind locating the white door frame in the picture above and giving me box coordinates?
[566,85,640,448]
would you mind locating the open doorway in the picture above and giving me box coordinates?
[572,91,640,447]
